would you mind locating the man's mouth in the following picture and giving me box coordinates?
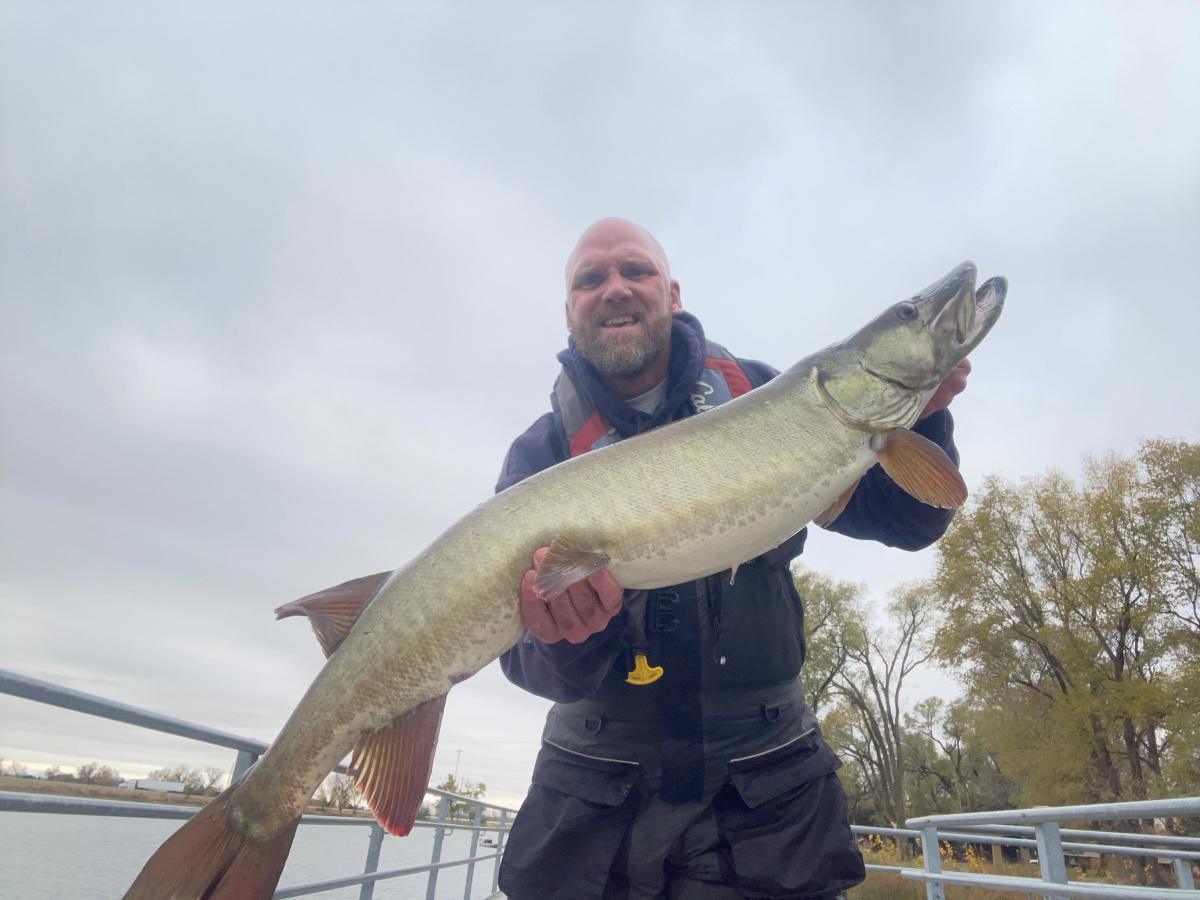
[599,314,640,331]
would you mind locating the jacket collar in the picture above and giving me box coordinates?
[557,312,708,438]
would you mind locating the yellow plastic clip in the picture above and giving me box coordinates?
[625,653,664,686]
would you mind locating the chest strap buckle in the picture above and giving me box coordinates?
[625,652,664,686]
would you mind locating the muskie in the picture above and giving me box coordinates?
[126,262,1005,898]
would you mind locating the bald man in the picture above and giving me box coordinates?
[495,219,968,900]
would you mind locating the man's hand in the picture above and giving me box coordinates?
[520,547,623,645]
[919,358,971,420]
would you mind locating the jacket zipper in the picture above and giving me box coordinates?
[544,738,639,767]
[728,726,816,764]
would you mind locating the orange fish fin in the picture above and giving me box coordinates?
[533,537,611,598]
[874,428,968,509]
[275,571,391,657]
[123,784,301,899]
[813,478,861,527]
[351,694,447,837]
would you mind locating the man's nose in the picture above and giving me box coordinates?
[600,273,633,301]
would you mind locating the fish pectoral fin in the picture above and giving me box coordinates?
[813,477,862,527]
[274,571,391,657]
[351,694,447,837]
[533,537,611,598]
[873,429,968,509]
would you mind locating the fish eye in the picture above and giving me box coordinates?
[895,302,919,321]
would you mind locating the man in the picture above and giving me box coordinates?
[496,219,969,899]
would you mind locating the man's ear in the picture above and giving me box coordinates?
[670,279,683,313]
[564,300,573,330]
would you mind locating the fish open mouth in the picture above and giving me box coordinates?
[957,276,1006,350]
[925,263,1005,356]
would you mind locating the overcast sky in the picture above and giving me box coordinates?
[2,2,1198,810]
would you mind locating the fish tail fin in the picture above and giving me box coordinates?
[123,785,301,900]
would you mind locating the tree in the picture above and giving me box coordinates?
[931,442,1200,808]
[829,584,937,833]
[902,697,1015,818]
[792,566,859,716]
[434,774,488,820]
[324,773,362,811]
[202,767,226,795]
[76,762,121,787]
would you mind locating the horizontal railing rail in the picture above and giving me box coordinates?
[851,823,1200,862]
[0,667,514,899]
[869,797,1200,899]
[6,667,1198,898]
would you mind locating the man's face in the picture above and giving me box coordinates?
[564,222,682,380]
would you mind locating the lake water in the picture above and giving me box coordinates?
[0,812,501,899]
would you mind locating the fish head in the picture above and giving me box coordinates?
[848,261,1006,393]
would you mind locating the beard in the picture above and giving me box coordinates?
[572,311,674,378]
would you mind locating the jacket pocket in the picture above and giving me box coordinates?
[499,740,640,900]
[718,728,865,897]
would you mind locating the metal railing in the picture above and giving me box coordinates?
[0,668,514,899]
[853,797,1199,898]
[6,667,1199,898]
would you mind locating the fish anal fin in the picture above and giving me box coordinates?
[351,694,447,837]
[814,477,862,528]
[533,537,611,598]
[874,429,968,509]
[275,571,391,658]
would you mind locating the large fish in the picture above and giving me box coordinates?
[125,261,1005,898]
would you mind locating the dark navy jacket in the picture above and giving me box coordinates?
[496,312,957,706]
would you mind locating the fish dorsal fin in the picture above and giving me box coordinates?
[813,477,862,527]
[873,429,968,509]
[533,537,611,598]
[811,366,924,432]
[274,571,391,657]
[351,694,447,836]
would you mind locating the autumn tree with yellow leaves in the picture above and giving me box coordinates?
[931,439,1199,806]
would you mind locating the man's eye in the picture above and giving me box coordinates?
[623,265,653,278]
[575,273,602,289]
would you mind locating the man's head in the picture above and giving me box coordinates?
[564,218,682,396]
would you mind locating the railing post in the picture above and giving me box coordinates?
[463,803,483,899]
[492,809,508,893]
[231,749,258,784]
[357,824,385,900]
[426,795,449,900]
[919,825,945,900]
[1033,821,1068,900]
[1174,856,1196,890]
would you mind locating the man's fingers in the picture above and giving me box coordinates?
[586,567,624,613]
[519,569,561,643]
[920,359,973,419]
[547,592,588,644]
[566,580,605,630]
[521,546,623,645]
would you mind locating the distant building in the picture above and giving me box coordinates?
[124,779,187,793]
